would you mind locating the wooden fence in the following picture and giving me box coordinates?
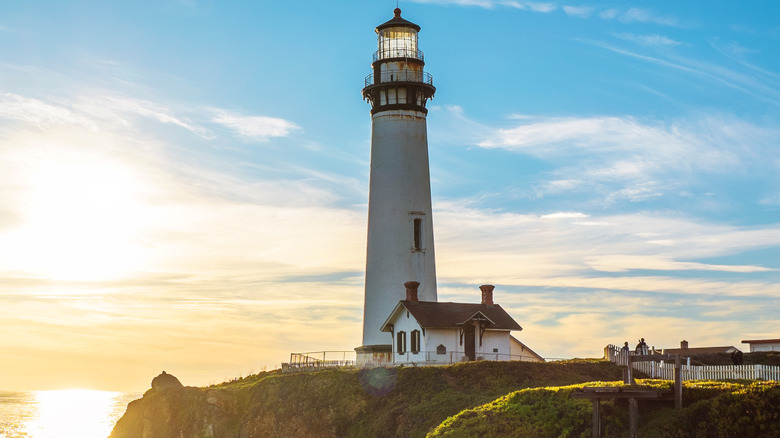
[605,344,780,381]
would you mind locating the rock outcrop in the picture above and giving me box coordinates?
[151,371,183,390]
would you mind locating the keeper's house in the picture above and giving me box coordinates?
[380,282,543,365]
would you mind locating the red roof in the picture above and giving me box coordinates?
[381,300,522,332]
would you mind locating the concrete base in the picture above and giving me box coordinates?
[355,345,393,367]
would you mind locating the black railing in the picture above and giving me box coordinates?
[364,71,434,88]
[373,48,424,62]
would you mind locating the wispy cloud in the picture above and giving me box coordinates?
[0,93,96,129]
[501,1,556,12]
[612,32,682,46]
[562,5,593,18]
[584,255,775,273]
[410,1,684,26]
[211,109,300,142]
[585,41,780,105]
[600,7,680,27]
[409,0,557,12]
[434,201,780,288]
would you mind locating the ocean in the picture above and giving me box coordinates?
[0,390,140,438]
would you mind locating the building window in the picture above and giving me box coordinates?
[493,348,499,353]
[413,218,422,250]
[436,344,446,355]
[397,331,406,354]
[410,213,425,252]
[411,330,421,354]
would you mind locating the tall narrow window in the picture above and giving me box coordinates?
[413,218,422,251]
[397,331,406,354]
[411,330,421,354]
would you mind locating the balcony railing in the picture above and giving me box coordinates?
[373,48,424,62]
[364,71,434,88]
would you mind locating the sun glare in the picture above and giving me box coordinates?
[2,150,152,281]
[25,389,126,438]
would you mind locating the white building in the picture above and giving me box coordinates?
[742,339,780,352]
[379,283,543,365]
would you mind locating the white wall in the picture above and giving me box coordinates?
[389,308,425,364]
[749,343,780,352]
[476,330,512,360]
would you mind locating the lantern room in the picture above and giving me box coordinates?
[375,8,422,61]
[363,8,435,115]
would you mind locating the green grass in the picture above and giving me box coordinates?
[427,380,780,438]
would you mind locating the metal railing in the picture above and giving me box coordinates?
[283,351,355,372]
[364,71,434,88]
[605,344,780,381]
[373,48,424,62]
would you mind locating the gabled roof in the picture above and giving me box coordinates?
[380,300,522,332]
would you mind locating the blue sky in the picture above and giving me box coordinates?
[1,0,779,391]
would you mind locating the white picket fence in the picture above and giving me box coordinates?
[605,344,780,381]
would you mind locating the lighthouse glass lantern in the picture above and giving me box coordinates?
[377,26,418,60]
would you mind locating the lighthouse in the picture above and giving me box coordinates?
[356,8,438,366]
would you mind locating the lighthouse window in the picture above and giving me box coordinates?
[413,218,423,251]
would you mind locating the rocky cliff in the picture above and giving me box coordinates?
[109,360,623,438]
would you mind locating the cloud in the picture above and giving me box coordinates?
[211,109,300,142]
[501,1,556,13]
[0,93,96,129]
[540,212,589,219]
[433,201,780,285]
[612,7,680,27]
[584,255,775,273]
[562,5,593,17]
[408,0,557,12]
[474,114,778,203]
[612,33,682,46]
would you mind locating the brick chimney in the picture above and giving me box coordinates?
[404,281,420,302]
[680,340,688,349]
[479,284,495,305]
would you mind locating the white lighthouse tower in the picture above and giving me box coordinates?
[356,8,438,365]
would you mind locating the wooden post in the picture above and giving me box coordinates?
[674,355,682,410]
[628,397,638,438]
[591,399,601,438]
[627,355,634,384]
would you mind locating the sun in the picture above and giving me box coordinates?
[0,146,153,282]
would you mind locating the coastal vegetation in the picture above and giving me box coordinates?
[110,358,780,438]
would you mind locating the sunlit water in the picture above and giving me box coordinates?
[0,390,140,438]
